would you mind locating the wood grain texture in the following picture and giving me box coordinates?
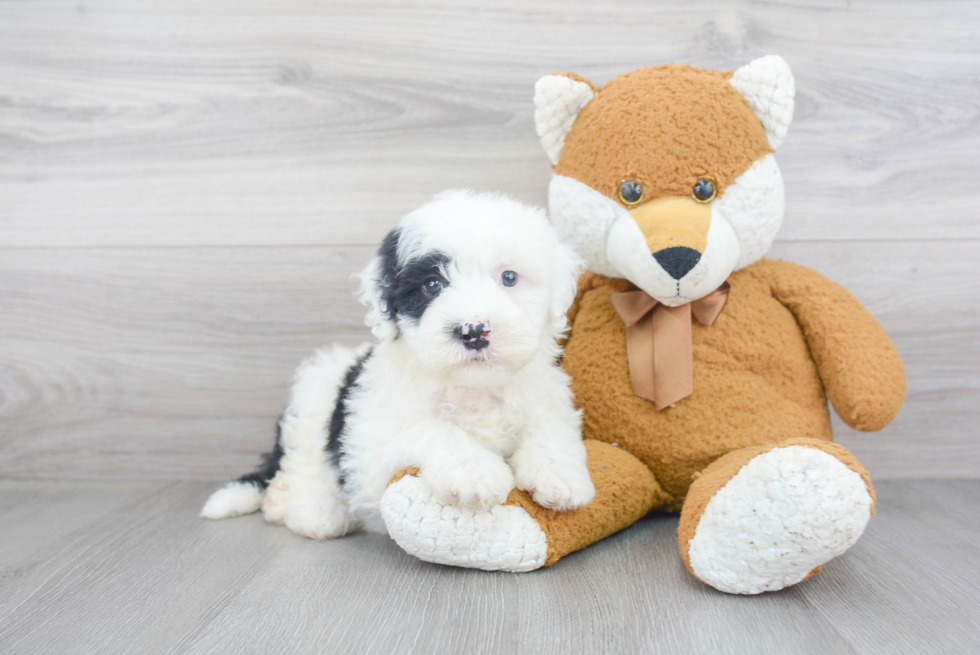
[0,241,977,480]
[1,0,978,247]
[0,245,373,479]
[0,479,977,654]
[1,0,978,480]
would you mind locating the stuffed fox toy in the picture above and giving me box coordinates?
[382,56,906,594]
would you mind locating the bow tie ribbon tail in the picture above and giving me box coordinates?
[610,284,729,411]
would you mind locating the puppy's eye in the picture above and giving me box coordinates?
[692,178,716,203]
[619,180,644,206]
[423,277,444,297]
[501,271,518,287]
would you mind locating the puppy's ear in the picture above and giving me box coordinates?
[355,229,400,341]
[548,236,585,333]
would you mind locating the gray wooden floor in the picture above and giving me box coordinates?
[2,1,979,653]
[1,479,977,654]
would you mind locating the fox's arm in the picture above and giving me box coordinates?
[764,259,906,431]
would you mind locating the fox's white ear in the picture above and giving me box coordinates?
[730,55,795,149]
[534,74,597,165]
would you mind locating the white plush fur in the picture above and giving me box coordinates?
[548,153,785,306]
[534,74,596,165]
[713,154,785,271]
[382,474,548,572]
[686,446,873,595]
[202,191,594,543]
[548,173,622,279]
[729,55,796,149]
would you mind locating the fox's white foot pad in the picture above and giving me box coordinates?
[688,445,873,595]
[381,475,548,572]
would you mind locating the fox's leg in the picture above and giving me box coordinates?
[679,437,875,595]
[380,440,666,572]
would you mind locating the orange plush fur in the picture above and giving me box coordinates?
[556,66,772,202]
[386,60,907,588]
[538,60,905,580]
[565,260,905,511]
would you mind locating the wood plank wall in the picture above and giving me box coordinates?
[1,0,977,480]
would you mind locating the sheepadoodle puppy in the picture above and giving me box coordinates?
[201,190,595,539]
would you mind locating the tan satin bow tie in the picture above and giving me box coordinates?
[610,282,730,410]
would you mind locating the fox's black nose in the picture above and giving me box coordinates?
[653,247,701,280]
[454,322,490,351]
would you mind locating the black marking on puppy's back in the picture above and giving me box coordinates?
[236,420,285,490]
[327,348,373,487]
[375,228,451,323]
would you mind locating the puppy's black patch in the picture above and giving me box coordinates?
[237,420,285,490]
[375,228,401,319]
[326,348,373,488]
[375,228,451,323]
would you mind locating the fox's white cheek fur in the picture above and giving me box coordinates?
[549,174,624,278]
[603,212,740,306]
[548,152,783,304]
[673,215,740,305]
[605,214,677,299]
[714,154,785,271]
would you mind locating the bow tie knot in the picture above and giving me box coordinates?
[609,283,730,410]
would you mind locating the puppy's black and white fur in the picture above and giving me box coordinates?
[202,191,594,539]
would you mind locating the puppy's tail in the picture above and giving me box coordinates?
[200,481,265,520]
[200,427,284,520]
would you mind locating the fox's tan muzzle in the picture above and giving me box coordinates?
[628,196,712,280]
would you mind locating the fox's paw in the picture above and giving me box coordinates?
[381,473,547,572]
[684,445,873,594]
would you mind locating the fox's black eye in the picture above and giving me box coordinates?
[423,277,444,296]
[501,271,518,287]
[692,178,716,203]
[619,180,644,206]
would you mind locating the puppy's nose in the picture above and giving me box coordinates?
[653,247,701,280]
[454,322,491,351]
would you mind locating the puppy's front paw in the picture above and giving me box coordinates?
[512,451,595,512]
[421,451,515,512]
